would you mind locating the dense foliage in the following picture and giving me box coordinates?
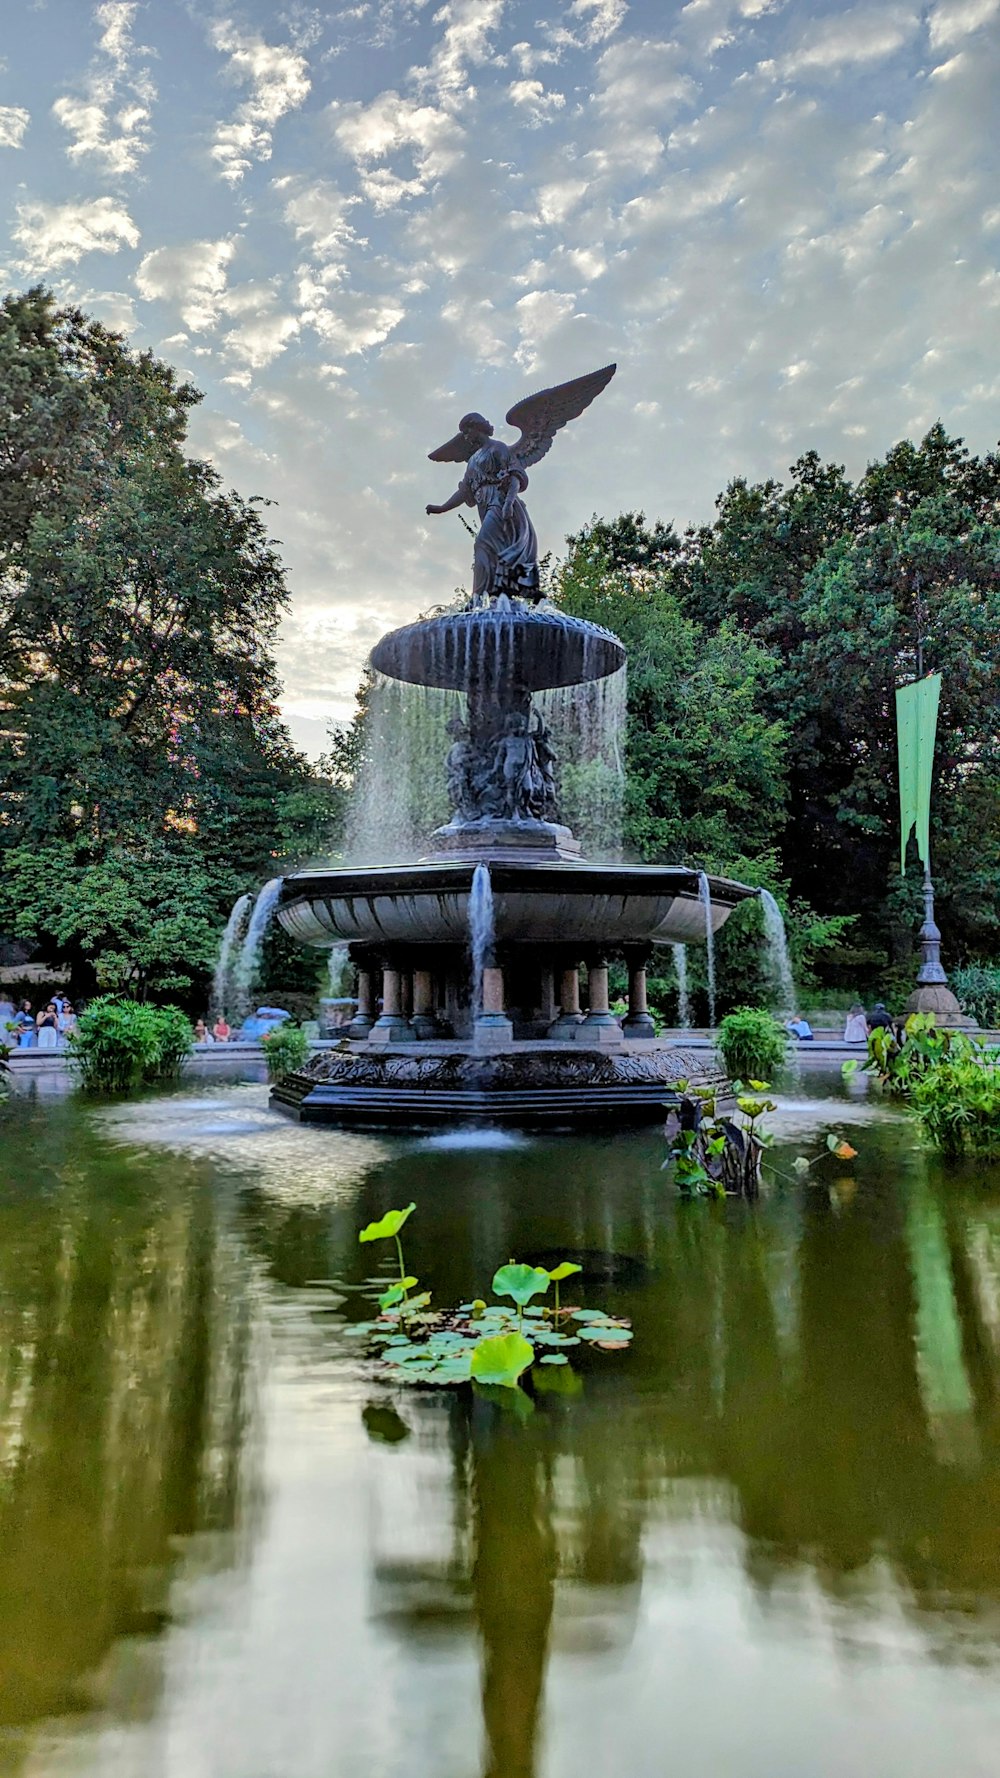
[951,966,1000,1030]
[261,1021,311,1081]
[557,429,1000,1001]
[861,1014,1000,1158]
[0,289,342,1004]
[69,996,193,1092]
[716,1008,789,1083]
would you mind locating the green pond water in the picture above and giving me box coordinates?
[2,1074,1000,1777]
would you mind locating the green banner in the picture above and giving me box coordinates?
[896,673,941,874]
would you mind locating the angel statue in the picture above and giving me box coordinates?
[425,363,616,604]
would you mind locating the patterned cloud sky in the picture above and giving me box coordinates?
[2,0,997,751]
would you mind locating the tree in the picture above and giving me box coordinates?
[0,289,340,1002]
[555,522,788,867]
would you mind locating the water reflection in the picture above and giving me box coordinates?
[0,1102,258,1745]
[4,1087,1000,1775]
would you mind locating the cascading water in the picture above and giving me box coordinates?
[672,943,691,1029]
[343,673,450,864]
[234,878,284,1022]
[697,872,717,1029]
[211,892,252,1020]
[760,889,797,1015]
[327,943,349,996]
[469,862,495,1018]
[539,663,627,858]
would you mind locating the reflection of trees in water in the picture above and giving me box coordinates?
[0,1141,258,1738]
[352,1138,1000,1777]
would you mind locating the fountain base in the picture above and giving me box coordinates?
[430,817,580,862]
[271,1039,720,1130]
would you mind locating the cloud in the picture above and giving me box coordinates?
[772,4,919,77]
[13,195,140,270]
[413,0,507,98]
[52,1,155,178]
[508,79,566,124]
[209,18,311,183]
[276,175,359,259]
[135,238,236,330]
[928,0,1000,46]
[0,105,29,148]
[330,89,461,205]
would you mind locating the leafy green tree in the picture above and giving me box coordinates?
[0,289,340,1000]
[555,527,787,866]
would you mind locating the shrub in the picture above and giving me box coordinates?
[910,1040,1000,1158]
[261,1021,310,1081]
[717,1006,788,1083]
[70,997,193,1093]
[861,1012,1000,1157]
[952,965,1000,1029]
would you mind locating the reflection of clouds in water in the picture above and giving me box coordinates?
[97,1086,394,1205]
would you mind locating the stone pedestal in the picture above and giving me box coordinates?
[370,966,415,1043]
[578,962,623,1046]
[346,966,374,1039]
[474,965,513,1048]
[410,968,439,1039]
[622,953,656,1039]
[549,964,584,1038]
[903,874,975,1029]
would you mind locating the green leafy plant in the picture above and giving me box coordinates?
[546,1260,582,1320]
[358,1203,422,1314]
[470,1331,535,1387]
[69,997,193,1093]
[951,965,1000,1029]
[492,1262,551,1328]
[717,1007,788,1083]
[860,1012,1000,1157]
[261,1021,310,1081]
[340,1206,632,1393]
[664,1078,777,1198]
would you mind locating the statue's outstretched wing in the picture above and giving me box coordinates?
[428,431,477,463]
[506,363,616,470]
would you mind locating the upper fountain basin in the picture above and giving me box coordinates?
[277,860,756,950]
[369,601,625,692]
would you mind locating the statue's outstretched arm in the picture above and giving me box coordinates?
[426,482,469,517]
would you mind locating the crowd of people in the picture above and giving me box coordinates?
[0,994,78,1048]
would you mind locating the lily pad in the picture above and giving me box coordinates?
[470,1330,535,1388]
[492,1264,551,1308]
[547,1261,583,1283]
[539,1353,569,1365]
[359,1203,416,1244]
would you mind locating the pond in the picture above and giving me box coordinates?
[1,1075,1000,1777]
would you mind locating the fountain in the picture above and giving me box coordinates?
[211,892,252,1021]
[234,877,284,1023]
[697,872,717,1030]
[270,362,757,1126]
[672,944,691,1030]
[760,889,796,1015]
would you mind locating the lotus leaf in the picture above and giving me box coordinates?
[539,1353,569,1365]
[358,1203,416,1244]
[492,1264,551,1307]
[470,1331,535,1387]
[379,1276,417,1310]
[546,1262,583,1283]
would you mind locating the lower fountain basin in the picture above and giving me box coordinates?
[277,861,755,950]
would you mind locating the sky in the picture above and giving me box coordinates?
[1,0,998,754]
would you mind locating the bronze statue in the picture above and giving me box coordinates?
[426,364,616,603]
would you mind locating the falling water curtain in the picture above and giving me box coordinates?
[895,673,941,875]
